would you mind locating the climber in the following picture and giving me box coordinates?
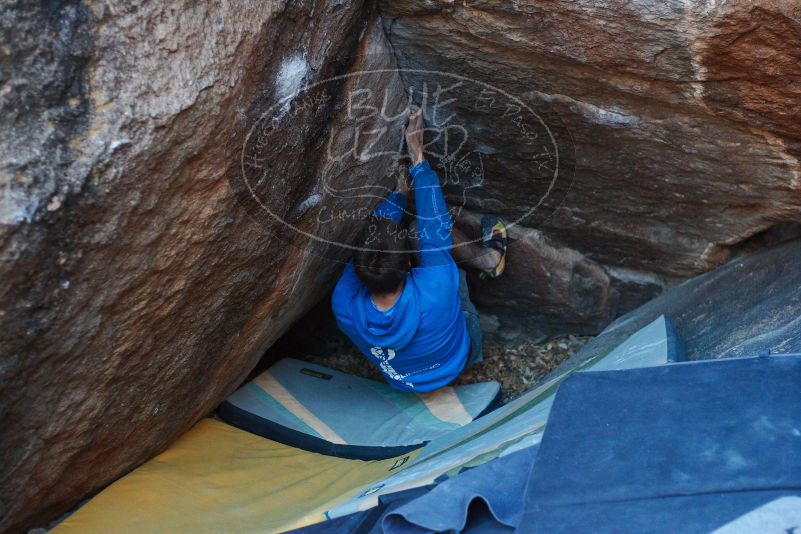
[331,108,507,393]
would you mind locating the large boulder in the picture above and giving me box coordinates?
[378,0,801,336]
[0,2,404,531]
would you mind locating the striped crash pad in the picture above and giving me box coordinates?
[218,358,502,460]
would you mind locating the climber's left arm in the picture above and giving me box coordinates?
[372,191,407,222]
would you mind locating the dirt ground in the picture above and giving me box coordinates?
[299,334,591,403]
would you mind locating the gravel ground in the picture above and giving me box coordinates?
[299,335,591,403]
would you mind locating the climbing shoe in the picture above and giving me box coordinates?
[479,215,507,279]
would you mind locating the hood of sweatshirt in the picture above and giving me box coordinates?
[351,274,420,350]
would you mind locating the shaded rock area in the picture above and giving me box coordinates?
[549,237,801,381]
[378,0,801,338]
[0,3,405,531]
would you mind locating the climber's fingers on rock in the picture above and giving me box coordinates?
[396,161,410,194]
[405,116,425,149]
[406,107,424,130]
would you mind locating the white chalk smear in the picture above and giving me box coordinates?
[275,55,308,103]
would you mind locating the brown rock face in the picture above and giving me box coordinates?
[458,211,619,342]
[0,2,404,531]
[379,0,801,334]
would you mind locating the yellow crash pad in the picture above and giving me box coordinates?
[55,418,418,533]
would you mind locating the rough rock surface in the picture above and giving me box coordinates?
[457,211,618,342]
[549,237,801,378]
[0,2,405,531]
[379,0,801,336]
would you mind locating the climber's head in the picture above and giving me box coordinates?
[353,218,410,295]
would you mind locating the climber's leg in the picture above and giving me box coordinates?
[477,215,507,279]
[457,268,484,365]
[451,226,503,274]
[407,217,505,276]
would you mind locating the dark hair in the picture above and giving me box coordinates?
[353,218,410,294]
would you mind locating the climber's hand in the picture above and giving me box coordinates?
[397,162,409,195]
[405,108,425,165]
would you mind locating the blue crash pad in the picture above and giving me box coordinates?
[380,445,539,533]
[291,445,539,534]
[520,353,801,533]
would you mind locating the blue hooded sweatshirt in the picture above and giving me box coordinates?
[331,160,470,392]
